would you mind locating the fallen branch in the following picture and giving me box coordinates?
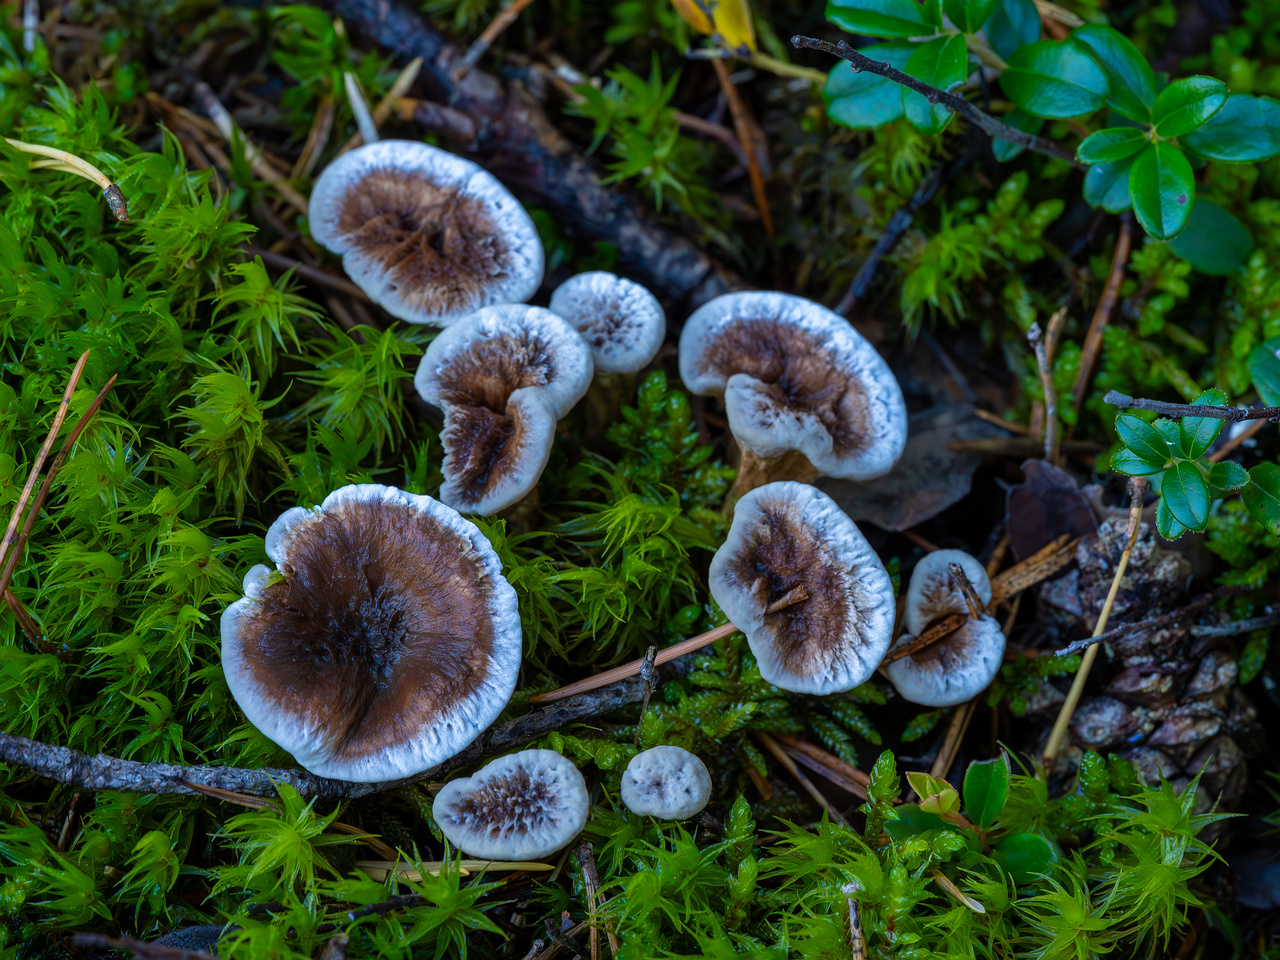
[1051,585,1249,657]
[326,0,745,307]
[789,37,1084,170]
[71,933,217,960]
[0,677,643,801]
[1105,391,1280,421]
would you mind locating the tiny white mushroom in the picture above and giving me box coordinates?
[415,304,594,515]
[220,484,521,782]
[709,481,896,695]
[620,746,712,820]
[433,749,590,860]
[679,291,907,500]
[310,140,544,326]
[548,271,666,375]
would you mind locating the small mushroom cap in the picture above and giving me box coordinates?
[220,484,521,782]
[904,549,992,636]
[708,481,896,695]
[433,749,589,860]
[883,615,1006,708]
[548,271,666,375]
[415,304,594,514]
[619,746,712,820]
[678,291,907,481]
[310,140,543,326]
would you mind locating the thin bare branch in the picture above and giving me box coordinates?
[1106,391,1280,421]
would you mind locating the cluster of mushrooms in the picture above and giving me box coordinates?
[218,139,1009,862]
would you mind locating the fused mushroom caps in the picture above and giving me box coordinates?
[678,291,907,482]
[415,304,593,515]
[620,746,712,820]
[433,749,589,860]
[548,271,666,375]
[883,615,1006,708]
[310,140,543,326]
[904,549,992,635]
[220,484,521,782]
[709,481,895,695]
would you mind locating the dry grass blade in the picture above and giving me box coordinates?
[1070,216,1133,424]
[338,57,425,155]
[712,58,774,237]
[755,732,849,824]
[773,734,869,799]
[929,700,977,780]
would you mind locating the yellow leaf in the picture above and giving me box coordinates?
[669,0,757,52]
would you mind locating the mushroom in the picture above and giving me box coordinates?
[309,140,543,326]
[548,272,666,376]
[415,304,593,515]
[708,481,895,695]
[884,549,1006,707]
[678,291,907,503]
[220,484,521,782]
[433,749,590,860]
[620,746,712,820]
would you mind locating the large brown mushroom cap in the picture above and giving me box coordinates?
[708,481,895,695]
[220,484,521,782]
[415,304,593,515]
[678,291,907,482]
[310,140,543,326]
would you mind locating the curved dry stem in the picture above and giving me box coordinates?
[4,138,129,220]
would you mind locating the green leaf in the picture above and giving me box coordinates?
[1239,632,1269,685]
[1161,459,1210,531]
[1153,76,1228,138]
[1069,24,1157,120]
[1181,93,1280,161]
[943,0,999,33]
[1244,463,1280,535]
[884,804,952,840]
[1002,40,1109,118]
[824,43,917,130]
[1077,126,1149,163]
[1083,154,1135,212]
[1152,419,1189,459]
[1208,460,1249,495]
[902,34,968,135]
[962,755,1010,829]
[993,832,1058,883]
[1167,199,1254,276]
[1156,494,1190,539]
[1249,337,1280,406]
[992,108,1043,162]
[984,0,1039,62]
[825,0,942,38]
[1111,448,1167,477]
[1115,414,1171,464]
[1129,142,1195,239]
[1180,388,1227,459]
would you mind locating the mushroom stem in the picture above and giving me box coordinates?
[528,622,740,704]
[4,138,129,220]
[724,449,820,512]
[1041,477,1148,770]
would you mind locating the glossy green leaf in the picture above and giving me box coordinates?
[943,0,999,33]
[963,755,1010,829]
[884,803,953,840]
[1155,492,1190,540]
[984,0,1039,61]
[1129,142,1195,239]
[1153,76,1228,138]
[1115,414,1170,464]
[826,0,942,38]
[1208,460,1249,495]
[1002,41,1109,118]
[1111,448,1167,477]
[1181,94,1280,161]
[1243,463,1280,536]
[992,108,1043,162]
[993,832,1058,883]
[1069,24,1157,120]
[1180,388,1227,459]
[1249,336,1280,406]
[1161,459,1210,531]
[1077,127,1149,163]
[1167,199,1254,276]
[825,43,917,130]
[1153,419,1189,459]
[902,35,968,135]
[1083,154,1135,212]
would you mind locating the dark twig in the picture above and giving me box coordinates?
[1052,585,1249,657]
[0,677,645,801]
[71,933,218,960]
[243,246,371,301]
[1189,610,1280,638]
[1027,320,1058,464]
[348,893,427,922]
[1106,391,1280,421]
[791,36,1084,170]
